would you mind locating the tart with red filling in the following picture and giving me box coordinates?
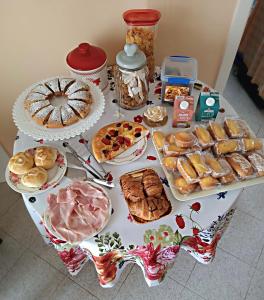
[92,121,148,162]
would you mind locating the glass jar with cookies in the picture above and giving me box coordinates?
[115,43,148,110]
[123,9,161,82]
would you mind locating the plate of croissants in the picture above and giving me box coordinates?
[5,146,67,195]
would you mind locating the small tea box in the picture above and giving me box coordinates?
[195,92,219,122]
[173,95,194,127]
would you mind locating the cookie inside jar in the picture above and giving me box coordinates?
[120,168,171,223]
[115,43,149,110]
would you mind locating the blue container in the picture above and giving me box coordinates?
[161,56,197,104]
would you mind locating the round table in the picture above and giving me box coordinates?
[13,67,241,287]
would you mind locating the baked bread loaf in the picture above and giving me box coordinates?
[177,157,199,184]
[8,152,34,175]
[174,177,197,194]
[21,167,48,188]
[247,152,264,176]
[34,147,58,170]
[214,140,240,155]
[199,176,219,190]
[24,78,93,128]
[241,138,262,152]
[194,126,214,148]
[162,156,178,171]
[152,131,165,149]
[187,152,211,178]
[208,121,228,141]
[226,153,254,179]
[224,119,250,138]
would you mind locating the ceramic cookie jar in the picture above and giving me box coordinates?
[66,42,108,91]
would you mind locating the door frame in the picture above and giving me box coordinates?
[215,0,254,93]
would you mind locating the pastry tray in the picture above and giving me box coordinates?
[120,168,172,223]
[152,128,264,202]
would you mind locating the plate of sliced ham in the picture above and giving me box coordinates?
[43,180,112,244]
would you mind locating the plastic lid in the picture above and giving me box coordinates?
[180,100,189,110]
[116,44,146,70]
[161,56,197,84]
[66,43,107,71]
[123,9,161,26]
[206,97,215,106]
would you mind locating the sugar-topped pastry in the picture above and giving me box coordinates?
[46,106,63,128]
[68,90,92,104]
[25,100,50,116]
[177,157,199,184]
[68,100,90,118]
[187,152,211,178]
[65,80,89,95]
[247,152,264,176]
[45,78,61,95]
[61,104,79,126]
[31,84,53,96]
[226,153,254,179]
[59,78,75,93]
[174,131,196,148]
[152,131,165,149]
[24,78,94,128]
[32,105,54,125]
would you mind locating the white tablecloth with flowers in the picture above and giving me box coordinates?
[14,67,241,287]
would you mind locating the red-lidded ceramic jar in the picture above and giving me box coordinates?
[66,42,108,91]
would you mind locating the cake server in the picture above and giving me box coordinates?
[63,142,103,180]
[65,166,114,189]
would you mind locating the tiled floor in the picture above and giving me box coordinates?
[1,72,264,299]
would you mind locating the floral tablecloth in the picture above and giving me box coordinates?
[14,67,241,287]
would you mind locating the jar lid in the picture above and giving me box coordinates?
[116,44,146,70]
[66,43,107,71]
[123,9,161,26]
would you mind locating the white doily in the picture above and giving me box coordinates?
[12,76,105,141]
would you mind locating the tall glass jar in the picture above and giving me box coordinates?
[115,43,148,110]
[123,9,161,82]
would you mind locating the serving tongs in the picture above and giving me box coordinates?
[63,142,114,189]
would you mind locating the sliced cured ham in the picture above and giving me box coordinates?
[46,181,110,243]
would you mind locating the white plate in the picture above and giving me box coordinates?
[43,181,112,244]
[106,137,148,165]
[12,76,105,141]
[5,146,67,195]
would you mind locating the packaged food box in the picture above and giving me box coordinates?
[161,56,197,104]
[173,95,194,127]
[195,91,220,121]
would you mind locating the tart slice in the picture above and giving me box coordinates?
[92,121,148,162]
